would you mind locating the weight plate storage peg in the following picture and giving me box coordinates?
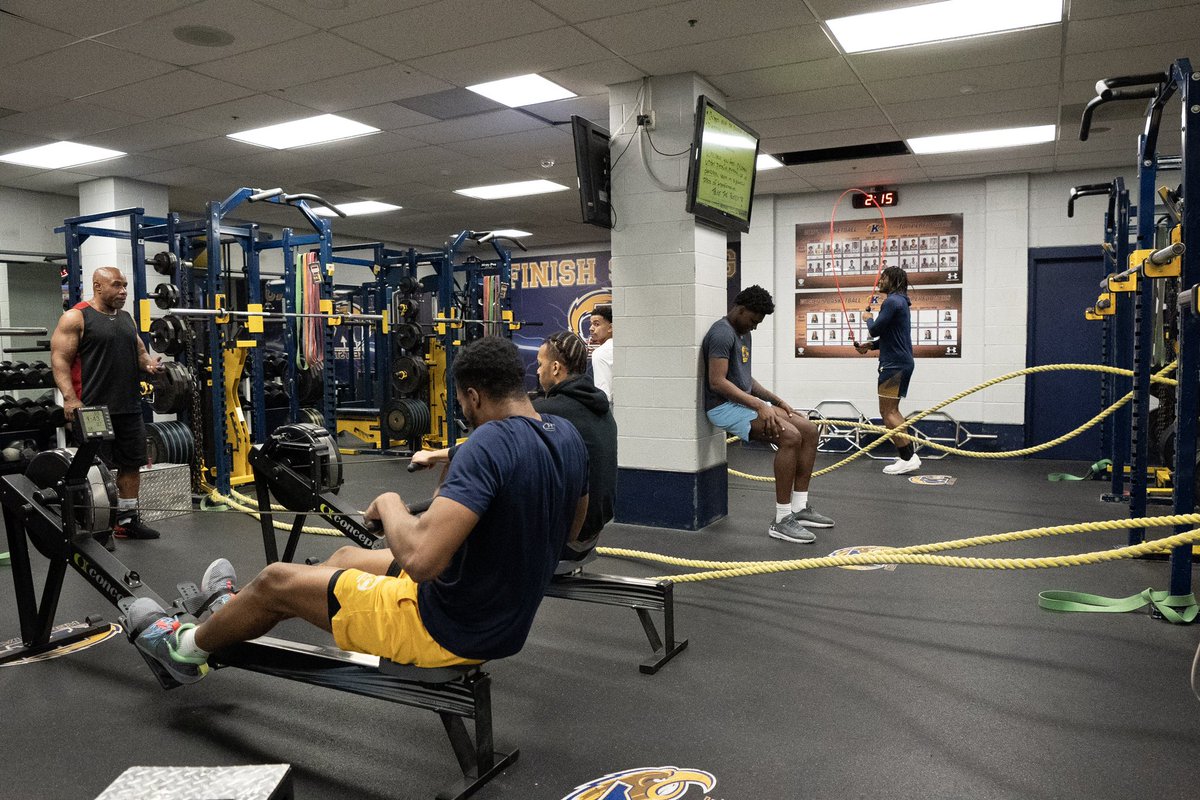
[152,282,180,309]
[149,314,188,356]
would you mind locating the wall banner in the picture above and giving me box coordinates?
[510,251,611,384]
[795,213,963,290]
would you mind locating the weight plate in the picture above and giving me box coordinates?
[394,322,423,353]
[152,282,180,310]
[391,355,428,397]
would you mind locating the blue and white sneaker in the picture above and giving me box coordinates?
[125,597,208,685]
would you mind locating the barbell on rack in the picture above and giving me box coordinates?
[139,300,389,336]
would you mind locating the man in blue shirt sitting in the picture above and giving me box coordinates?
[125,337,590,683]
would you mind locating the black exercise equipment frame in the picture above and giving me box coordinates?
[250,442,687,674]
[1,443,515,800]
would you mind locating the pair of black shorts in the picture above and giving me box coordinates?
[74,411,146,469]
[877,366,914,399]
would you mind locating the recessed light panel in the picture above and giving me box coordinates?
[454,180,570,200]
[907,124,1056,154]
[227,114,379,149]
[756,154,784,171]
[466,74,576,108]
[0,141,126,169]
[827,0,1062,54]
[312,201,403,217]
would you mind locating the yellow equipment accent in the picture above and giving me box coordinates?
[1085,308,1103,321]
[247,303,264,334]
[220,344,255,487]
[1144,225,1183,278]
[337,413,382,449]
[138,299,152,332]
[424,338,451,449]
[319,298,342,326]
[214,294,230,325]
[380,309,389,335]
[1091,291,1114,316]
[1107,270,1138,293]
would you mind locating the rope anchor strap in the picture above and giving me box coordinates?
[1038,588,1198,624]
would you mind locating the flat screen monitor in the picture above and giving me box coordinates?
[570,115,612,229]
[685,95,760,234]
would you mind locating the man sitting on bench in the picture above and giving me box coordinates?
[126,337,590,684]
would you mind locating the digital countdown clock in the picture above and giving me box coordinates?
[851,189,899,209]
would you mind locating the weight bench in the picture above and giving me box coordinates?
[545,553,687,675]
[213,636,516,800]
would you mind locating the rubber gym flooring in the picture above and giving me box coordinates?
[1,446,1198,800]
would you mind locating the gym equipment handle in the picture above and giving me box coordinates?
[1078,72,1165,141]
[1066,183,1111,218]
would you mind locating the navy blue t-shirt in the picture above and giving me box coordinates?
[419,413,588,660]
[867,293,914,370]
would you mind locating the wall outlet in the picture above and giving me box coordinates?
[637,110,656,131]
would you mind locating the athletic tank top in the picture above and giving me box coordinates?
[72,302,141,413]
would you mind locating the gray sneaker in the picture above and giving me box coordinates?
[791,504,834,529]
[768,516,817,543]
[200,558,237,615]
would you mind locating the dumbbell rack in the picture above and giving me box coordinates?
[0,328,65,476]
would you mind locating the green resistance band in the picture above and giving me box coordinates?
[1,551,9,567]
[1047,459,1111,482]
[1039,587,1198,624]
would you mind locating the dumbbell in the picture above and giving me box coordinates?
[0,396,31,429]
[34,392,65,427]
[16,398,49,426]
[0,362,15,390]
[17,361,52,388]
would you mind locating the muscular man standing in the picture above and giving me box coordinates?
[51,267,164,548]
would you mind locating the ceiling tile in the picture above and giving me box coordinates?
[71,154,178,179]
[0,40,176,99]
[867,58,1062,105]
[254,0,426,28]
[916,145,1057,169]
[192,31,392,92]
[84,120,227,153]
[802,166,931,192]
[711,56,858,100]
[402,110,546,146]
[1070,0,1196,19]
[753,107,892,139]
[0,0,201,38]
[922,155,1055,179]
[343,103,441,132]
[3,168,94,194]
[162,93,322,135]
[1066,6,1200,53]
[332,0,563,61]
[882,84,1060,125]
[0,101,150,140]
[762,124,900,155]
[280,64,453,112]
[575,0,815,56]
[444,128,575,171]
[892,107,1059,139]
[0,15,76,67]
[543,59,648,99]
[406,27,613,87]
[728,85,878,123]
[95,0,316,67]
[0,83,70,114]
[143,135,267,166]
[789,153,923,178]
[82,70,256,119]
[626,25,836,77]
[530,0,679,24]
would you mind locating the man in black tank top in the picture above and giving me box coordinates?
[51,267,165,548]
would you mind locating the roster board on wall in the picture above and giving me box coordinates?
[794,214,963,289]
[794,212,963,359]
[794,288,962,359]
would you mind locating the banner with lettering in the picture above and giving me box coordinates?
[510,250,611,387]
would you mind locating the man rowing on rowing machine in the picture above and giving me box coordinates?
[125,337,589,683]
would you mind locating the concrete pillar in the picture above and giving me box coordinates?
[78,178,168,293]
[609,73,729,530]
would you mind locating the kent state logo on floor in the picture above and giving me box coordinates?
[562,766,717,800]
[829,545,897,571]
[909,474,957,486]
[0,620,123,667]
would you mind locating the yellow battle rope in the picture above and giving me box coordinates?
[727,361,1178,483]
[595,513,1200,582]
[208,489,343,537]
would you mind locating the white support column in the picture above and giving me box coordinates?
[609,73,730,529]
[78,178,169,292]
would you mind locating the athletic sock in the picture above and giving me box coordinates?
[117,497,137,524]
[775,503,792,523]
[897,443,915,461]
[790,491,809,513]
[173,626,210,662]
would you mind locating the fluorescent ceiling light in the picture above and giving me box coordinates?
[313,200,403,217]
[907,124,1056,154]
[756,154,784,171]
[0,141,125,169]
[827,0,1062,54]
[454,180,570,200]
[227,114,379,149]
[489,229,532,238]
[466,74,576,107]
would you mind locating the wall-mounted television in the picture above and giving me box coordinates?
[685,95,760,234]
[570,115,612,229]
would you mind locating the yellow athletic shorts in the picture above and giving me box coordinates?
[329,568,480,668]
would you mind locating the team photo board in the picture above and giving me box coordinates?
[794,213,963,290]
[795,288,962,359]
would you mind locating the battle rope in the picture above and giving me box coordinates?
[727,361,1178,483]
[208,489,343,537]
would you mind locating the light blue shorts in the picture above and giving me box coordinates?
[707,401,759,442]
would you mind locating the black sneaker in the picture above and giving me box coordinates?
[113,517,161,540]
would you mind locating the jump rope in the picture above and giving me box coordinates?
[824,188,891,346]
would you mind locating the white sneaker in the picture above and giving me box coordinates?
[883,454,921,475]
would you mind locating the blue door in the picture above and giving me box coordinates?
[1025,247,1107,460]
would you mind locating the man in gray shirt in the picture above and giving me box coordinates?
[701,285,834,543]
